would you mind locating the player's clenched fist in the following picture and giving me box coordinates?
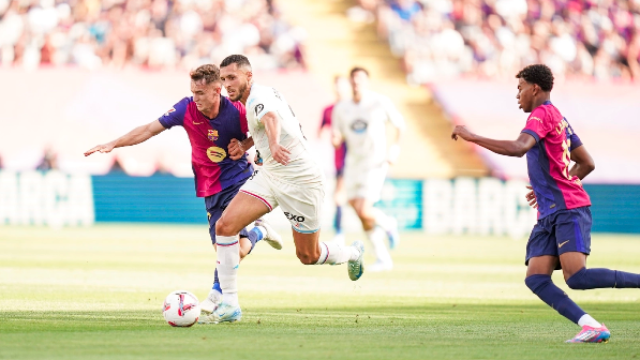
[269,143,291,166]
[84,142,116,157]
[228,138,244,161]
[451,125,475,141]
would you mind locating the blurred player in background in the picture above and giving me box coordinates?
[84,64,283,316]
[200,54,365,325]
[331,67,404,272]
[451,64,640,343]
[318,75,351,245]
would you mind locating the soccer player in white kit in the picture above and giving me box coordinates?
[199,55,365,324]
[331,67,405,272]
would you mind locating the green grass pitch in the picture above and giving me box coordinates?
[1,225,640,359]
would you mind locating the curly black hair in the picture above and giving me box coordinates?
[220,54,252,69]
[515,64,554,92]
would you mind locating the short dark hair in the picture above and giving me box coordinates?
[516,64,554,92]
[350,66,369,78]
[220,54,252,69]
[190,64,220,84]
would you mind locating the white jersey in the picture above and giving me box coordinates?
[245,83,322,183]
[332,90,405,170]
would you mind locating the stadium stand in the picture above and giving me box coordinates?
[0,0,305,70]
[370,0,640,84]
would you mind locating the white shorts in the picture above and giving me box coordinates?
[240,169,325,233]
[344,163,388,203]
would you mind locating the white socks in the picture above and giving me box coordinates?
[216,235,240,306]
[372,208,393,232]
[314,241,358,265]
[366,227,392,264]
[578,314,602,328]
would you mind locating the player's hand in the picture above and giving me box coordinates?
[228,138,244,161]
[451,125,475,142]
[269,143,291,166]
[84,142,116,157]
[525,185,538,209]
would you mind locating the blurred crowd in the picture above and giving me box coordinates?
[350,0,640,83]
[0,0,306,70]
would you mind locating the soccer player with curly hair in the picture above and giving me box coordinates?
[451,64,640,343]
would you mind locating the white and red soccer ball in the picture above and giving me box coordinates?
[162,290,200,327]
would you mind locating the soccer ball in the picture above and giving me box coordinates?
[162,290,200,327]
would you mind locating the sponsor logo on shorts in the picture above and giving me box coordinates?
[206,146,227,163]
[558,240,570,248]
[284,212,305,228]
[208,129,219,141]
[350,119,368,133]
[254,104,264,117]
[249,170,259,180]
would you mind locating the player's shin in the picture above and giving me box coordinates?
[216,235,240,306]
[315,241,358,265]
[366,227,392,264]
[525,274,586,324]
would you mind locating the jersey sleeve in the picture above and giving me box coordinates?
[158,97,190,129]
[381,96,406,130]
[250,87,279,122]
[521,107,550,142]
[231,100,249,139]
[565,119,583,150]
[320,106,332,129]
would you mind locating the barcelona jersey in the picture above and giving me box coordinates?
[158,96,253,197]
[521,100,591,219]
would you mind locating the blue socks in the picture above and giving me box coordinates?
[212,268,221,292]
[566,267,640,290]
[246,227,264,252]
[525,274,585,324]
[334,206,343,234]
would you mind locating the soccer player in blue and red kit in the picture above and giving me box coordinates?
[84,64,282,315]
[451,64,640,343]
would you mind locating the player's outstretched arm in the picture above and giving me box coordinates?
[451,125,536,158]
[569,145,595,180]
[84,120,166,157]
[261,111,291,165]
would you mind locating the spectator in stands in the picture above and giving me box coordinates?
[0,0,305,70]
[36,147,58,171]
[369,0,640,83]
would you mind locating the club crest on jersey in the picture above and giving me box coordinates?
[208,129,219,141]
[206,146,227,163]
[164,107,176,117]
[254,104,264,117]
[351,119,368,133]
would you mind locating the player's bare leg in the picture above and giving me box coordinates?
[291,229,364,281]
[349,197,392,271]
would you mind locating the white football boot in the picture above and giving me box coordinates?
[198,302,242,324]
[367,259,393,272]
[255,218,283,250]
[199,287,222,315]
[348,240,365,281]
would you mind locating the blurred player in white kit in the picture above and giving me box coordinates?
[331,67,405,272]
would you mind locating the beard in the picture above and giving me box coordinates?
[230,82,247,102]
